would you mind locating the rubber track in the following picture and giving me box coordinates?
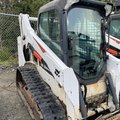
[17,64,67,120]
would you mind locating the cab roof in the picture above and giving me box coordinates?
[38,0,106,14]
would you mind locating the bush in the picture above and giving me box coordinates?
[0,48,11,61]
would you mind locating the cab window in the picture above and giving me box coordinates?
[39,10,62,58]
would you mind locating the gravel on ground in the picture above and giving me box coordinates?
[0,65,32,120]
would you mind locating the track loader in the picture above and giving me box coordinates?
[16,0,120,120]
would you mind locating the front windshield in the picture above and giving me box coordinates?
[67,7,104,80]
[109,18,120,39]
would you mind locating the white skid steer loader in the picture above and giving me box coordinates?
[16,0,120,120]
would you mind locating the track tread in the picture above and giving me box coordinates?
[17,63,67,120]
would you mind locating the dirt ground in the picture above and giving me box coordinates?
[0,65,32,120]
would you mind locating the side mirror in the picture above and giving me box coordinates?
[105,3,113,18]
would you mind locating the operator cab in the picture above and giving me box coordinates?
[38,0,112,85]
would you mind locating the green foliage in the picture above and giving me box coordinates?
[13,0,52,16]
[0,14,18,65]
[0,14,19,54]
[0,48,11,61]
[0,0,53,16]
[0,47,17,66]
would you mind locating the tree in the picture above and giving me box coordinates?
[0,0,17,13]
[13,0,52,16]
[0,0,53,16]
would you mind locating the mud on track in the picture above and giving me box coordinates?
[0,65,32,120]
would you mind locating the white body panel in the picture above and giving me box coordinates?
[37,66,80,120]
[17,36,25,66]
[106,34,120,100]
[107,52,120,100]
[106,34,120,50]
